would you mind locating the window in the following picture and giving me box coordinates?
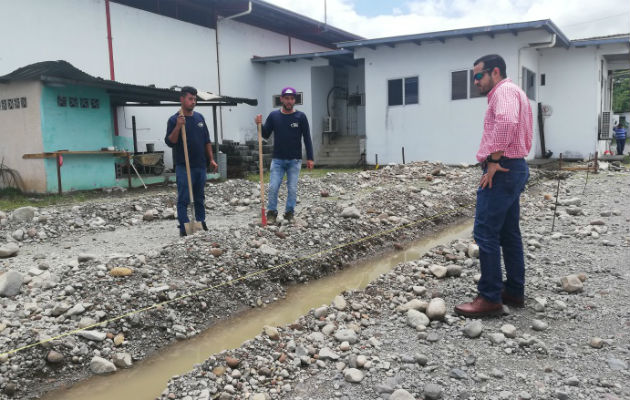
[57,96,67,107]
[452,69,483,100]
[1,100,6,110]
[451,71,468,100]
[272,92,303,107]
[80,98,89,108]
[404,77,419,104]
[69,97,78,108]
[388,79,403,106]
[20,97,27,108]
[90,98,100,109]
[388,76,418,106]
[522,67,536,100]
[540,74,546,86]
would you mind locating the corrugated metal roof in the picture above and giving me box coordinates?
[0,60,257,106]
[336,19,571,49]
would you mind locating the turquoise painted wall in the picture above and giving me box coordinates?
[41,85,121,192]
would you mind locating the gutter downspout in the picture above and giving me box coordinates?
[517,33,556,90]
[105,0,119,137]
[214,1,253,142]
[517,33,556,157]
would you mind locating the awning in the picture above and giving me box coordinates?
[0,60,258,107]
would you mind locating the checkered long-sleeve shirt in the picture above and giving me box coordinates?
[476,78,533,163]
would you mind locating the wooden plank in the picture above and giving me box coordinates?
[23,150,129,159]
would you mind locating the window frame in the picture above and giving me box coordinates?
[387,76,419,107]
[522,67,536,100]
[451,68,485,101]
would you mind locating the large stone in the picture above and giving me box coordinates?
[90,356,117,374]
[561,275,583,293]
[467,243,479,258]
[390,389,415,400]
[112,352,133,368]
[429,264,448,278]
[406,309,430,329]
[397,299,428,313]
[334,329,358,344]
[76,330,107,342]
[0,270,24,297]
[426,298,447,320]
[10,206,37,222]
[463,321,483,338]
[46,350,65,364]
[344,368,364,383]
[263,326,279,340]
[318,347,340,361]
[0,242,20,258]
[340,206,361,219]
[333,295,347,310]
[258,244,278,256]
[424,383,443,399]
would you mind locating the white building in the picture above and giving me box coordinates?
[0,0,360,170]
[255,20,630,165]
[1,1,629,173]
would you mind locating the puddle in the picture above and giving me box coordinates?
[44,220,473,400]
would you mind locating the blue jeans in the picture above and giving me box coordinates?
[267,159,301,213]
[474,158,529,303]
[175,165,206,227]
[617,139,626,156]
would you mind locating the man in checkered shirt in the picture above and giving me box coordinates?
[455,54,532,318]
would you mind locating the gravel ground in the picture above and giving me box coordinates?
[159,166,630,400]
[0,162,481,399]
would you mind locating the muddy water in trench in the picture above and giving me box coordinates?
[44,220,473,400]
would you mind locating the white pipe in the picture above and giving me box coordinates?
[518,33,557,89]
[221,1,252,21]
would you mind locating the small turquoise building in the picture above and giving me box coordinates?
[0,61,255,194]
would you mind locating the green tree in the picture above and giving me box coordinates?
[612,70,630,113]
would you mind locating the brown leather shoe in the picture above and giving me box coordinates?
[502,291,525,308]
[454,296,503,318]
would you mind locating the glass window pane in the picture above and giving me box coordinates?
[469,70,483,98]
[404,76,418,104]
[388,79,403,106]
[451,71,467,100]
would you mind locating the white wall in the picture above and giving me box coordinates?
[0,82,45,192]
[347,63,366,136]
[355,30,550,165]
[217,19,330,146]
[311,66,335,158]
[109,2,219,168]
[539,47,599,159]
[0,0,110,76]
[260,58,332,160]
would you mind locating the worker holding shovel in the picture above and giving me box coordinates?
[165,86,218,236]
[255,87,314,224]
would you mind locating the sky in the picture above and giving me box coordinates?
[264,0,630,40]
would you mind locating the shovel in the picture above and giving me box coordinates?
[180,109,203,235]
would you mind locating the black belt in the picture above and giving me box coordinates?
[480,156,524,170]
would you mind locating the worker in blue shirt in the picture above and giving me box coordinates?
[165,86,218,236]
[255,87,314,224]
[613,122,627,156]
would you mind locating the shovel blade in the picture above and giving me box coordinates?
[184,221,203,234]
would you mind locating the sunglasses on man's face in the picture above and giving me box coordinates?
[473,69,490,82]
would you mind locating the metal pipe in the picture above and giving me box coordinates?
[551,152,562,233]
[402,147,405,164]
[105,0,115,80]
[56,153,62,195]
[132,116,138,154]
[212,105,219,155]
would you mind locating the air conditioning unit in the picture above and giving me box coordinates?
[323,116,337,132]
[598,111,613,139]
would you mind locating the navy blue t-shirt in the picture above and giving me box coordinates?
[165,111,211,168]
[261,110,313,161]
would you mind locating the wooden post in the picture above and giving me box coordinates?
[56,153,62,195]
[402,147,405,164]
